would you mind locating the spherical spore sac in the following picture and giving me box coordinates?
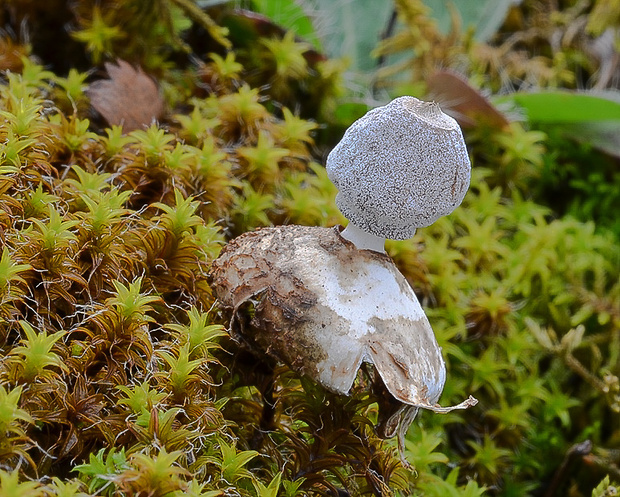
[326,97,471,240]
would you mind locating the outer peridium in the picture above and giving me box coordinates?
[211,225,468,412]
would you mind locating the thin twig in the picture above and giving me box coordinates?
[564,352,608,393]
[168,0,232,49]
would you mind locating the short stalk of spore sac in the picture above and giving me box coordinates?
[210,96,477,466]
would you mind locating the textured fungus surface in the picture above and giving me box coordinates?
[210,225,449,409]
[326,96,471,240]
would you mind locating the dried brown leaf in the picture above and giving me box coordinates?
[427,70,509,130]
[0,37,28,73]
[88,59,164,132]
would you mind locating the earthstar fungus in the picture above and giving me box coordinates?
[210,96,477,460]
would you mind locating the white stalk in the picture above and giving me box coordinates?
[340,223,387,253]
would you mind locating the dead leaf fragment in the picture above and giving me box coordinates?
[87,59,164,132]
[427,70,510,130]
[0,37,29,73]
